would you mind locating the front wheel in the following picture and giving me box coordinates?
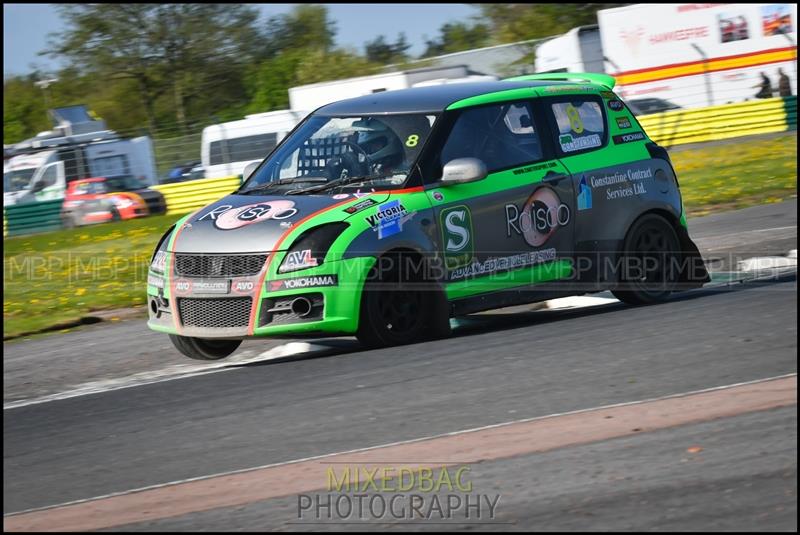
[169,334,241,360]
[356,266,450,348]
[612,214,681,305]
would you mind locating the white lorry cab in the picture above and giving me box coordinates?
[534,25,605,74]
[200,110,307,180]
[3,105,157,205]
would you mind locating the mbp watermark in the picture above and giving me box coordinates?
[296,464,501,524]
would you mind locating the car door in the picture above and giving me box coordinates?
[425,99,576,296]
[542,93,631,286]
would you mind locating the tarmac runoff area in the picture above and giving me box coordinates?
[4,375,796,531]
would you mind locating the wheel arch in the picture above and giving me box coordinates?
[620,207,709,287]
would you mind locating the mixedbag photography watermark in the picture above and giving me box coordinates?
[296,464,502,523]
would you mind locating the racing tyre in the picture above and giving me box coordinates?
[612,214,681,305]
[168,334,241,360]
[110,208,121,222]
[356,256,451,348]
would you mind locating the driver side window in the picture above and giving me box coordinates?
[440,102,543,174]
[37,164,58,188]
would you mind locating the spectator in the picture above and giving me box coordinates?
[754,72,773,99]
[777,68,792,97]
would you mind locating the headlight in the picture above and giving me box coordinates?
[278,223,348,274]
[149,225,175,274]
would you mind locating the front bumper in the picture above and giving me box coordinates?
[147,255,375,338]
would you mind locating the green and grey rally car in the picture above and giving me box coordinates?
[147,73,709,360]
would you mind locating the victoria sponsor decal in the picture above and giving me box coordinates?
[198,201,298,230]
[613,131,646,144]
[505,187,570,247]
[269,275,338,292]
[364,200,410,239]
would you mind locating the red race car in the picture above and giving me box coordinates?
[61,176,167,228]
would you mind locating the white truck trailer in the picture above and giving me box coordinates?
[3,105,157,205]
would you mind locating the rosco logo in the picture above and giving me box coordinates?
[505,187,570,247]
[198,201,298,230]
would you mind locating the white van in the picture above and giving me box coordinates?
[200,110,306,179]
[3,136,157,206]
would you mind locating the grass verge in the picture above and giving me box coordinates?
[3,133,797,338]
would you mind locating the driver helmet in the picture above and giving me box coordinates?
[350,118,404,170]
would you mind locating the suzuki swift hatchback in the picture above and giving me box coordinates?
[146,73,709,360]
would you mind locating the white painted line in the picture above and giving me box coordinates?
[6,372,796,518]
[545,294,619,310]
[5,264,794,410]
[3,342,331,410]
[737,256,798,272]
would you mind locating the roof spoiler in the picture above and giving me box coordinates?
[504,72,616,90]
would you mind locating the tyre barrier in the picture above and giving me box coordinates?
[3,97,797,237]
[640,96,797,147]
[151,176,242,215]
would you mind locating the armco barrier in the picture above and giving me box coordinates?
[639,96,797,147]
[151,176,241,215]
[4,200,64,237]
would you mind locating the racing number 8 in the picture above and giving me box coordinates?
[405,134,419,147]
[565,104,584,134]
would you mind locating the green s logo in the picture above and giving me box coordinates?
[441,205,474,270]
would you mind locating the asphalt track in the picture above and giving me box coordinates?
[3,200,798,531]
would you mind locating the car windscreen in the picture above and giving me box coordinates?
[3,168,36,192]
[104,176,145,191]
[242,113,437,193]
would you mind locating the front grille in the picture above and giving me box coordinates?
[174,254,266,278]
[178,297,252,328]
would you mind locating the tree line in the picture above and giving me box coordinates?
[4,4,623,144]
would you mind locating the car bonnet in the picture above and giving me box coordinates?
[169,193,389,254]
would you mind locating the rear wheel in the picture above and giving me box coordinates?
[169,334,241,360]
[61,213,77,229]
[612,214,681,305]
